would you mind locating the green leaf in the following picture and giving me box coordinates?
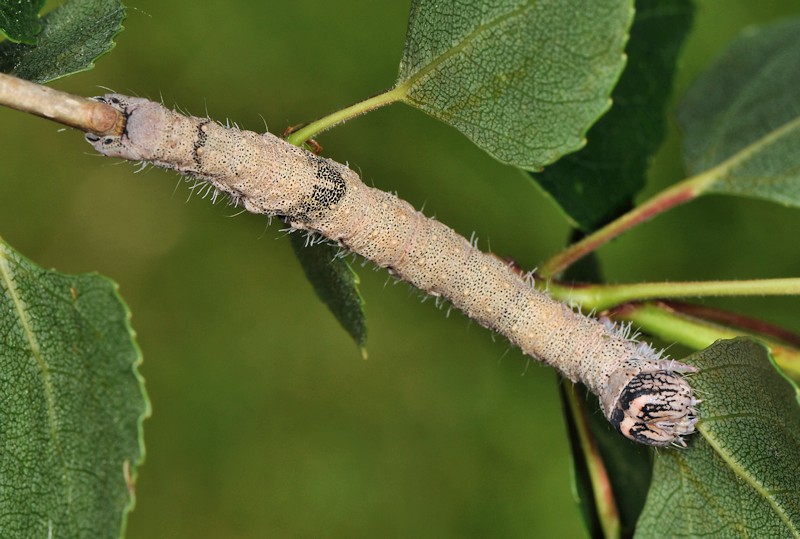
[289,234,367,356]
[0,237,149,537]
[395,0,634,171]
[0,0,125,83]
[678,17,800,208]
[0,0,44,44]
[531,0,694,231]
[637,338,800,537]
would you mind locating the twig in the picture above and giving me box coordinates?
[0,72,123,135]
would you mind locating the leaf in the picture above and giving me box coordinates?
[637,338,800,537]
[0,0,44,44]
[0,0,125,83]
[678,17,800,208]
[531,0,695,231]
[289,234,367,357]
[0,237,149,537]
[395,0,634,171]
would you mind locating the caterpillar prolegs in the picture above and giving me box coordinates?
[86,94,700,447]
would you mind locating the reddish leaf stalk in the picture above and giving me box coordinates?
[540,182,699,278]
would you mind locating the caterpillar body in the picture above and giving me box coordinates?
[86,95,699,447]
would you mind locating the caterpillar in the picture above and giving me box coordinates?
[86,94,699,447]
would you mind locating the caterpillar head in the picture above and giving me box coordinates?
[85,94,166,161]
[607,368,699,447]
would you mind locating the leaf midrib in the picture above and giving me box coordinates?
[0,242,76,528]
[708,44,797,166]
[700,426,800,537]
[693,114,800,194]
[396,0,534,96]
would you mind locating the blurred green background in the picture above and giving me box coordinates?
[2,1,800,537]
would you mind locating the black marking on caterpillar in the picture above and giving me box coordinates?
[289,154,347,223]
[193,120,210,168]
[85,94,700,447]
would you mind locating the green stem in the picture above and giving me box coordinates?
[616,302,746,348]
[611,302,800,380]
[549,278,800,312]
[285,86,405,146]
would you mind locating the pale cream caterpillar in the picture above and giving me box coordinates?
[86,94,700,447]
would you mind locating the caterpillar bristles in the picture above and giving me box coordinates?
[86,94,700,447]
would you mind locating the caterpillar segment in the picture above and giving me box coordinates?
[86,94,700,447]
